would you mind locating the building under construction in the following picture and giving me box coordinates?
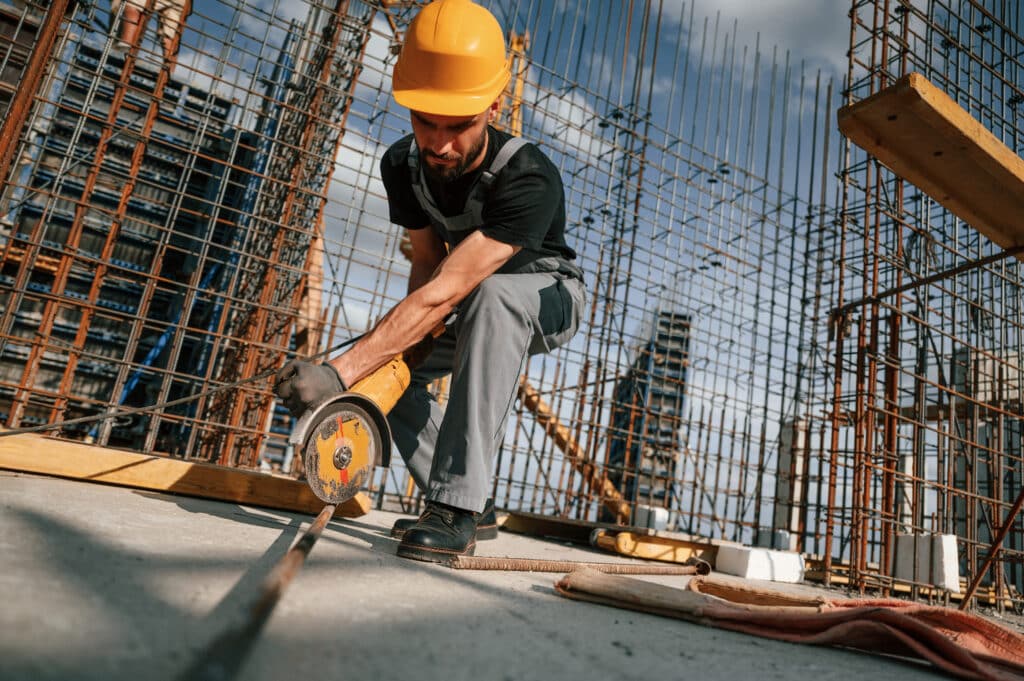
[1,0,1023,619]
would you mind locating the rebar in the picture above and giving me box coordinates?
[834,0,1024,608]
[5,0,1020,610]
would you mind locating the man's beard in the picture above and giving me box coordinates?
[422,128,487,183]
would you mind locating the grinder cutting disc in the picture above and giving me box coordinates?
[300,397,383,504]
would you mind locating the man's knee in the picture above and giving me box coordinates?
[459,276,524,323]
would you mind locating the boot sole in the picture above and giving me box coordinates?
[390,524,411,539]
[396,540,477,564]
[392,522,499,541]
[475,523,499,540]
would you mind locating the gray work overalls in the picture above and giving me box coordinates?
[386,136,586,513]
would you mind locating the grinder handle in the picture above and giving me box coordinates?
[347,323,444,416]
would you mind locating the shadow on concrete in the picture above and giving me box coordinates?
[7,502,333,681]
[133,489,309,527]
[4,481,953,681]
[9,488,525,680]
[172,514,304,681]
[135,488,402,554]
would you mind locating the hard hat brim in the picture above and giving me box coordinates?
[393,78,509,117]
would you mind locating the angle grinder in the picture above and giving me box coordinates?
[289,355,411,504]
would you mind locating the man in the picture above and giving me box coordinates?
[274,0,585,563]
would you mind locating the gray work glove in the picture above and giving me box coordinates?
[273,360,346,418]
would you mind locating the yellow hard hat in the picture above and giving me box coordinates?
[392,0,511,117]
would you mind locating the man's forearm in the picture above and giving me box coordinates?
[329,285,453,386]
[328,230,517,387]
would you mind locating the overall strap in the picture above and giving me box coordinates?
[479,137,528,189]
[407,136,530,236]
[407,140,454,235]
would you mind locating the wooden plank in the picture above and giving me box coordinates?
[501,510,652,545]
[838,72,1024,257]
[517,378,632,521]
[591,529,718,566]
[501,512,717,568]
[0,432,370,517]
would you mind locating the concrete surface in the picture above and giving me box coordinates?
[0,471,962,681]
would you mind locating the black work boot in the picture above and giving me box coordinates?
[391,498,499,540]
[396,501,479,563]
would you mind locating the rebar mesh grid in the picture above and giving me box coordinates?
[0,0,868,590]
[831,0,1024,609]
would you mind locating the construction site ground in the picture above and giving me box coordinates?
[2,470,1019,681]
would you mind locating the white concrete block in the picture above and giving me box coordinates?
[893,534,960,593]
[755,528,795,551]
[714,544,805,583]
[633,505,669,531]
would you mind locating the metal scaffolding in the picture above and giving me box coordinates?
[3,0,1022,611]
[830,0,1024,609]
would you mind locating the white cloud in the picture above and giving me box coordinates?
[523,76,615,170]
[174,48,254,101]
[355,13,401,98]
[664,0,849,76]
[235,0,312,37]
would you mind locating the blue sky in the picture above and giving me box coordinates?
[46,0,859,523]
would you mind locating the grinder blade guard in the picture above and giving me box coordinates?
[289,393,392,504]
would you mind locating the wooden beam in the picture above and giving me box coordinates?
[591,529,718,566]
[838,73,1024,257]
[501,510,650,545]
[0,432,370,518]
[517,378,632,521]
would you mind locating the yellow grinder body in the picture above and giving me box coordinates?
[289,356,410,504]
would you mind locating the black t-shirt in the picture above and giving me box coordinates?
[380,126,576,273]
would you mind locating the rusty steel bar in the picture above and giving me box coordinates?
[50,0,186,426]
[178,502,335,681]
[256,503,335,609]
[830,245,1024,323]
[7,0,157,428]
[0,0,71,189]
[835,0,1024,608]
[959,486,1024,611]
[449,555,710,575]
[206,0,369,468]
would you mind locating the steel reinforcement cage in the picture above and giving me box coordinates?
[8,0,1022,610]
[830,0,1024,609]
[0,0,838,539]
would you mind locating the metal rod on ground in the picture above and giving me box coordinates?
[450,555,711,575]
[958,486,1024,611]
[179,502,336,681]
[254,503,336,613]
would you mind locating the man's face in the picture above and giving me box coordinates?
[410,104,495,183]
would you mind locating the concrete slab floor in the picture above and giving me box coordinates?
[0,471,971,681]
